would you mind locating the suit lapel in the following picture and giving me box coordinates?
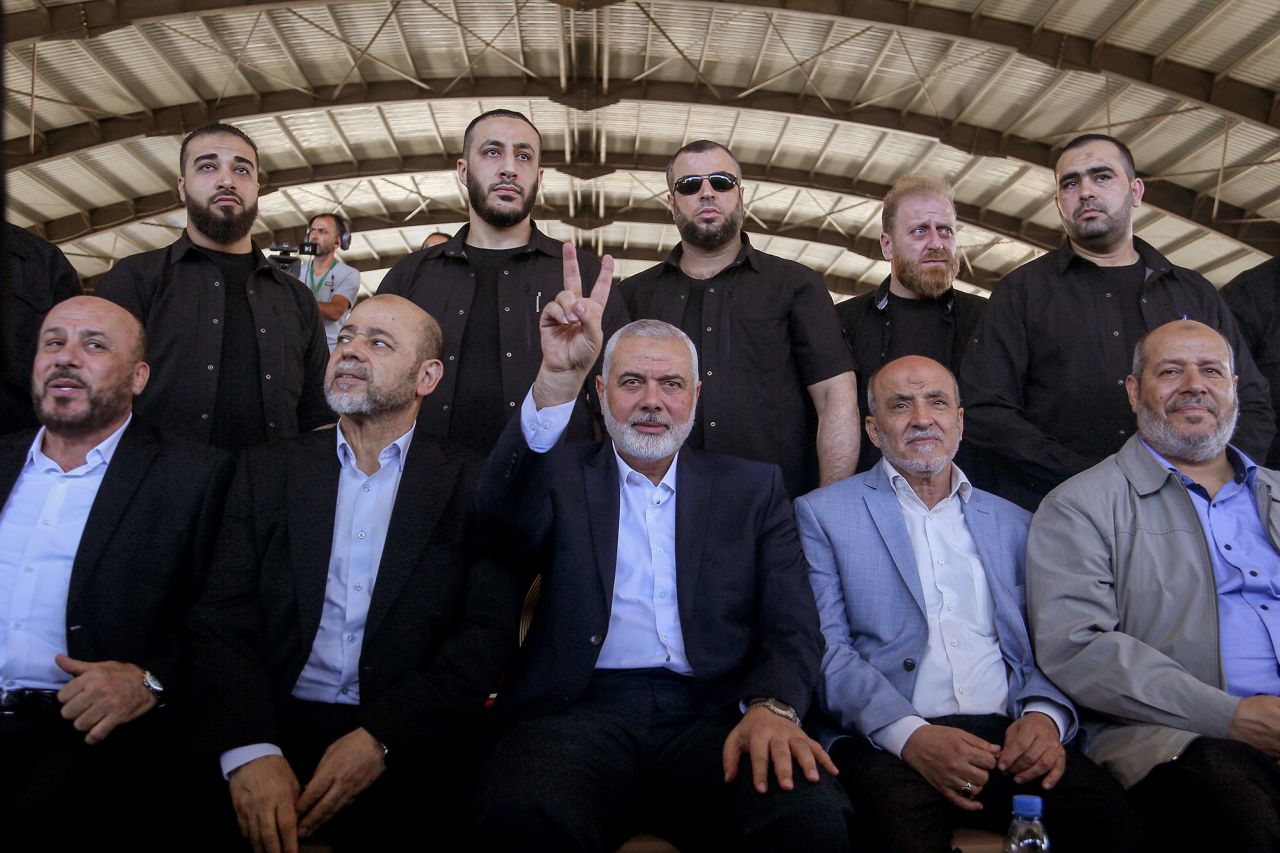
[67,422,158,612]
[365,436,458,640]
[961,496,1029,663]
[584,441,620,612]
[289,436,340,648]
[863,471,927,616]
[675,449,708,628]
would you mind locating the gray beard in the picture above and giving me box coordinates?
[1136,395,1238,464]
[602,399,695,463]
[325,363,419,417]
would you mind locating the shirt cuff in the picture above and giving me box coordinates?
[870,715,928,758]
[520,388,576,453]
[1022,700,1071,742]
[220,744,284,780]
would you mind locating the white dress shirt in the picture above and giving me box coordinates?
[220,421,413,778]
[0,416,131,691]
[520,390,691,673]
[871,459,1069,757]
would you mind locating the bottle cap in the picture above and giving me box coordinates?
[1012,795,1043,817]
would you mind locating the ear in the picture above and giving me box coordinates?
[595,374,605,400]
[666,192,676,221]
[1131,177,1145,207]
[693,380,702,405]
[177,176,187,204]
[865,414,883,450]
[456,157,468,186]
[955,406,964,443]
[131,361,151,396]
[1125,374,1139,413]
[880,231,894,262]
[417,359,445,398]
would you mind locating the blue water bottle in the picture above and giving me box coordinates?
[1004,794,1050,852]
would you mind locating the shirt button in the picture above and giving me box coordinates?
[589,634,603,646]
[1113,331,1120,336]
[213,281,221,287]
[709,287,715,293]
[706,370,712,376]
[212,318,219,324]
[207,364,214,370]
[248,289,255,295]
[504,307,511,312]
[442,404,450,411]
[945,602,953,611]
[661,634,669,641]
[264,374,271,380]
[201,413,209,420]
[268,422,275,428]
[658,591,666,599]
[354,584,363,592]
[706,326,712,332]
[41,519,52,526]
[12,622,22,630]
[1117,379,1123,385]
[506,352,513,358]
[958,686,966,694]
[1250,570,1259,577]
[949,639,958,647]
[509,401,516,407]
[1225,544,1233,550]
[903,658,916,671]
[542,422,553,430]
[339,687,349,696]
[357,531,366,540]
[23,566,32,573]
[503,270,509,276]
[656,548,664,556]
[1105,292,1112,297]
[937,559,945,566]
[458,309,465,315]
[709,421,716,427]
[259,328,266,334]
[347,634,356,643]
[1119,430,1126,435]
[1263,604,1271,611]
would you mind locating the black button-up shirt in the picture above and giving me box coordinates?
[1221,257,1280,467]
[621,234,854,497]
[376,222,629,451]
[959,236,1275,510]
[95,234,334,450]
[838,277,987,474]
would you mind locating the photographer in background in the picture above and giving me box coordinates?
[293,213,361,352]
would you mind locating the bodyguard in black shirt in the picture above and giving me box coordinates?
[837,175,987,475]
[621,140,859,497]
[959,133,1273,509]
[1221,256,1280,467]
[97,123,333,453]
[377,109,627,454]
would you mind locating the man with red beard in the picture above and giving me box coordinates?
[621,140,859,497]
[377,109,627,455]
[97,123,333,453]
[837,175,987,475]
[0,296,232,847]
[960,133,1273,510]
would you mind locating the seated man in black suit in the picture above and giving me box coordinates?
[0,296,233,846]
[473,246,853,852]
[188,294,521,852]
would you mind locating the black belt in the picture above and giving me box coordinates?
[0,688,61,716]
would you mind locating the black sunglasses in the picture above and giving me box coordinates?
[672,171,742,195]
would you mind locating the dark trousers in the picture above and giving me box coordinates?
[1130,736,1280,851]
[1,704,200,850]
[474,670,853,853]
[830,714,1143,853]
[213,699,479,851]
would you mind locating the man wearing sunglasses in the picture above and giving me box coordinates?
[621,140,859,498]
[377,109,628,456]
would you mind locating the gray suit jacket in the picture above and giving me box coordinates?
[1028,434,1280,787]
[795,462,1076,750]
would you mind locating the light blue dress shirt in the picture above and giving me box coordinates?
[0,416,130,691]
[220,420,413,778]
[520,390,692,674]
[1142,440,1280,697]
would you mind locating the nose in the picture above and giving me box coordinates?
[639,380,665,411]
[909,401,934,427]
[698,179,716,200]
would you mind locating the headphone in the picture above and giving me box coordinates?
[312,213,351,251]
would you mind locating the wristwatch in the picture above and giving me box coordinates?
[748,697,800,725]
[141,670,165,700]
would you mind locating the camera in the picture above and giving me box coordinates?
[266,241,316,271]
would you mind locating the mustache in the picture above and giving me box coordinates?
[489,181,523,196]
[329,361,369,382]
[43,367,85,389]
[1073,200,1105,217]
[904,427,945,443]
[920,249,952,262]
[210,192,243,204]
[1168,394,1219,415]
[629,412,672,429]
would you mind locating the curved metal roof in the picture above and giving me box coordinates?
[5,0,1278,296]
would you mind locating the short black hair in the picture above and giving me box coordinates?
[179,123,260,174]
[309,212,347,235]
[461,109,542,160]
[665,140,742,190]
[1058,134,1137,180]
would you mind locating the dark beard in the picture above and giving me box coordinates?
[892,251,958,299]
[467,171,539,229]
[187,195,258,246]
[33,369,134,438]
[672,201,744,251]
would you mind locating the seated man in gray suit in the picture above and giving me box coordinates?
[795,355,1137,852]
[1030,319,1280,850]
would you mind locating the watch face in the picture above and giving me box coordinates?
[142,672,164,695]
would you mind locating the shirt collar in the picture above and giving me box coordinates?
[880,456,971,509]
[661,232,760,275]
[26,413,133,473]
[1138,437,1254,488]
[872,275,956,313]
[335,420,416,473]
[1055,234,1170,280]
[612,446,679,494]
[442,220,561,261]
[169,232,274,273]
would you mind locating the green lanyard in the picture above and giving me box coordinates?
[307,258,336,296]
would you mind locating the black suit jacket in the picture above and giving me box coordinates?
[188,427,521,760]
[479,416,823,721]
[0,419,233,695]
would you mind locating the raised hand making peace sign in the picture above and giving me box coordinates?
[531,242,616,409]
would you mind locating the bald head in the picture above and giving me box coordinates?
[326,295,446,419]
[33,296,150,438]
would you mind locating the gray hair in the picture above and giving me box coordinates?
[602,319,699,382]
[1131,327,1236,379]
